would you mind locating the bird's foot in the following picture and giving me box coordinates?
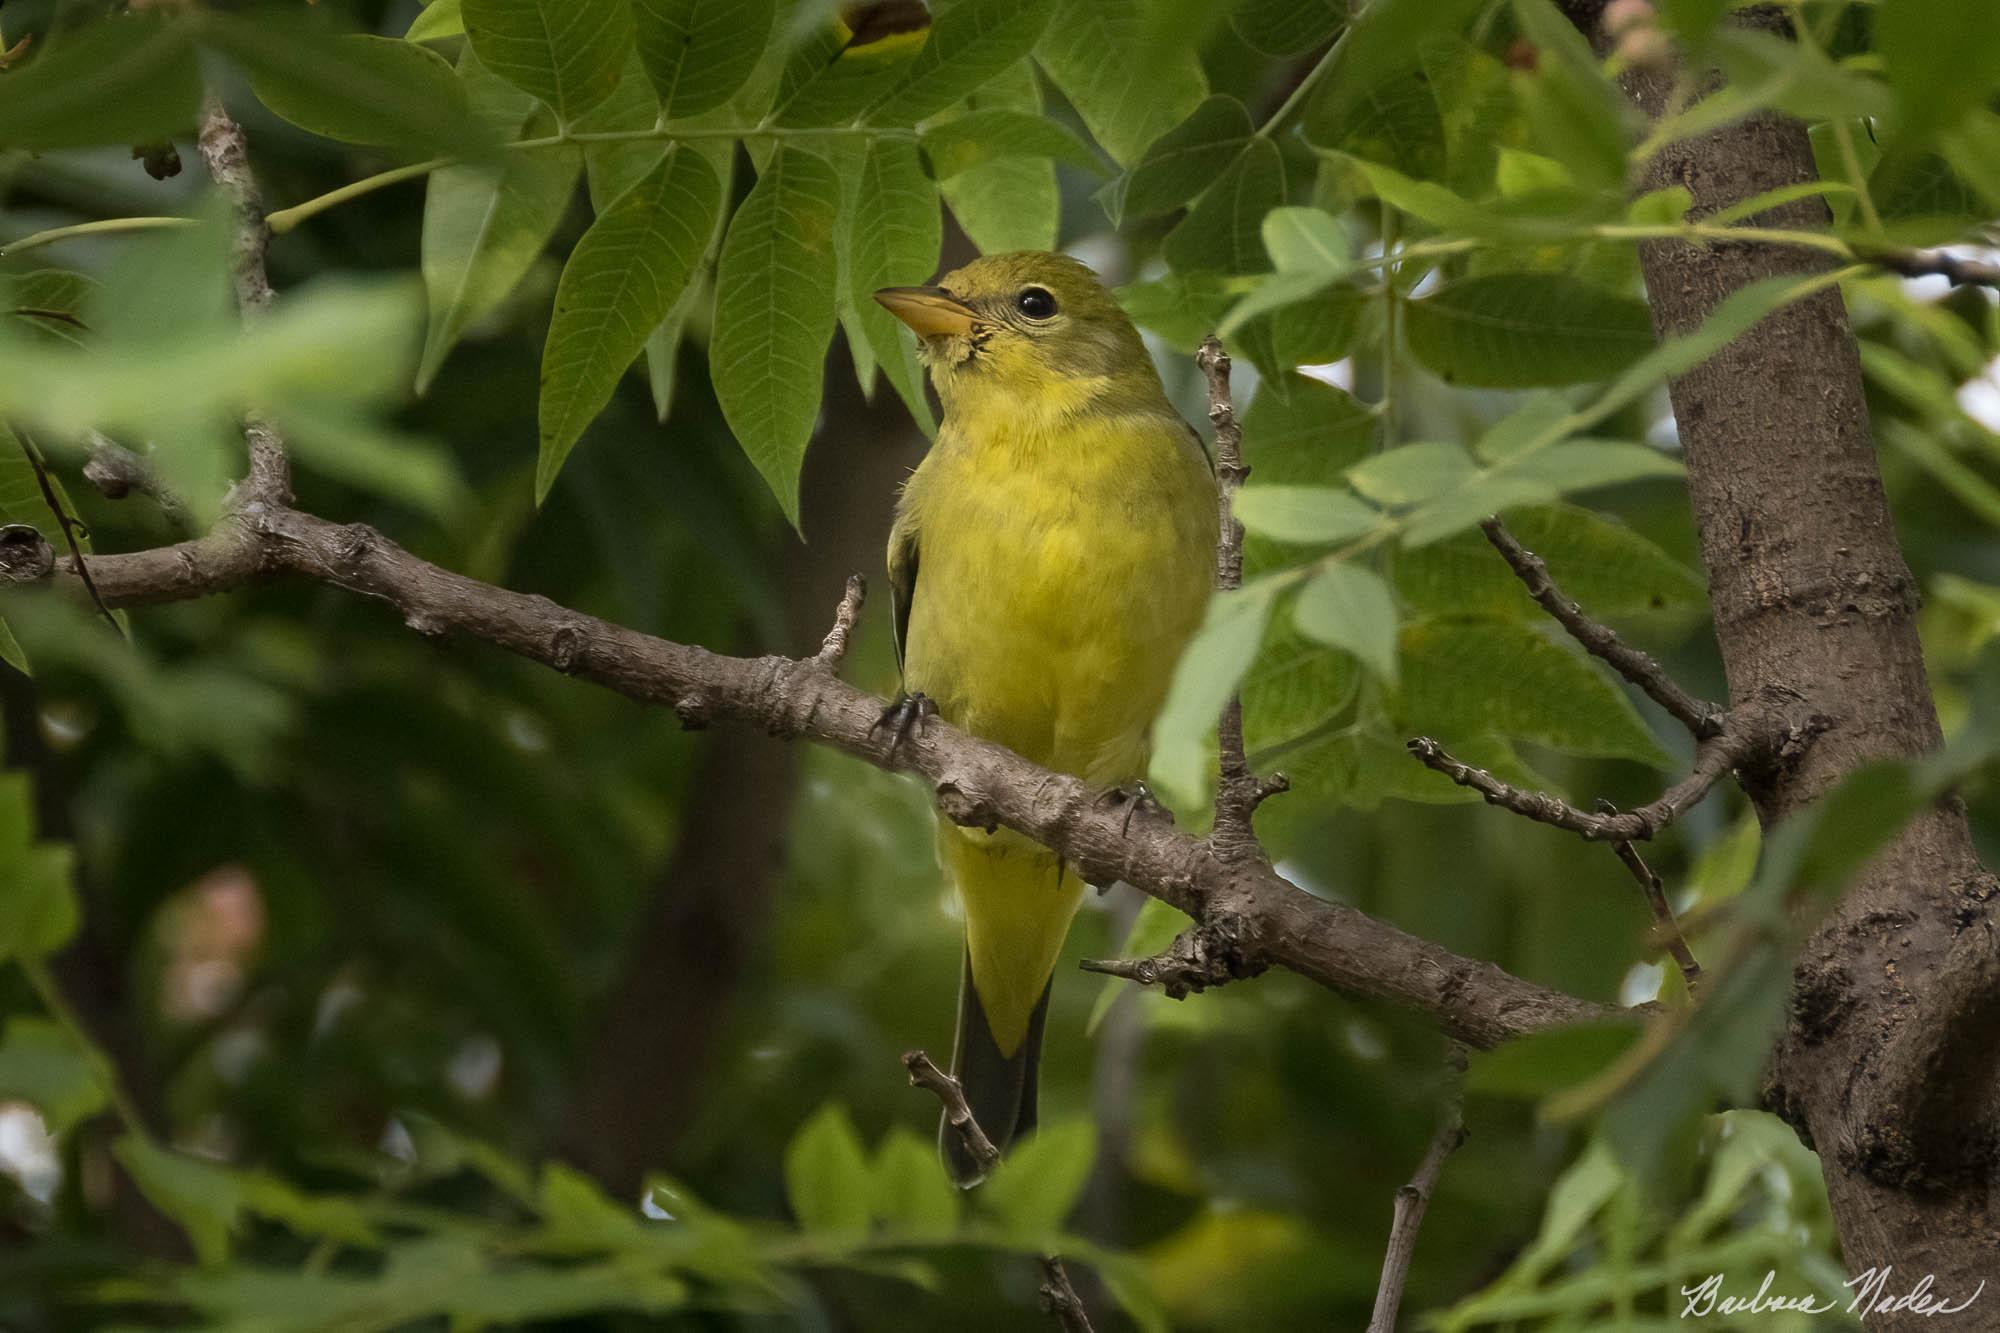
[871,691,936,753]
[1096,779,1173,837]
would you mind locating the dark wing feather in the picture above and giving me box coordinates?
[888,521,918,677]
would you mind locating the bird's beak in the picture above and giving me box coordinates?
[873,286,978,338]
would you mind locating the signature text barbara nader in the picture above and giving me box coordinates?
[1682,1268,1986,1320]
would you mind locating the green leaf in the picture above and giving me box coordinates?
[462,0,633,122]
[1102,96,1256,225]
[630,0,774,119]
[0,1018,106,1137]
[870,1127,960,1236]
[936,62,1060,253]
[1404,276,1655,388]
[1230,0,1346,57]
[770,8,928,128]
[1338,156,1488,232]
[871,0,1054,125]
[784,1103,873,1239]
[537,146,717,500]
[1163,138,1286,274]
[1395,619,1668,766]
[1218,207,1353,334]
[1151,583,1280,807]
[1035,0,1207,166]
[228,27,486,154]
[0,15,200,150]
[1242,612,1361,753]
[4,270,99,349]
[0,620,26,677]
[978,1117,1095,1236]
[1118,272,1232,352]
[417,116,579,393]
[0,774,78,966]
[1396,505,1703,619]
[711,146,843,525]
[920,109,1103,180]
[839,139,942,435]
[1467,1021,1643,1099]
[1301,0,1486,143]
[1347,441,1477,508]
[1313,70,1446,181]
[1234,486,1381,546]
[1293,563,1400,684]
[1874,0,2000,137]
[407,0,465,42]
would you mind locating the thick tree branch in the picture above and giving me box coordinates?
[1366,1045,1469,1333]
[1480,518,1722,738]
[8,500,1613,1047]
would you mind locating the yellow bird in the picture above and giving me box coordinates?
[875,254,1216,1184]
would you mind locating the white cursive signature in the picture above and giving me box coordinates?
[1680,1268,1986,1319]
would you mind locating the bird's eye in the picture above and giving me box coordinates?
[1015,286,1057,320]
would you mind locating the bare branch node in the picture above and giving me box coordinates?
[815,574,866,670]
[901,1050,1001,1176]
[1079,916,1266,1000]
[0,524,55,583]
[1038,1256,1097,1333]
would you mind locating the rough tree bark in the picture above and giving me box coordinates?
[1586,9,2000,1316]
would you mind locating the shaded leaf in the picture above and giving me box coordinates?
[1035,0,1207,166]
[229,26,486,154]
[979,1117,1095,1236]
[870,0,1054,125]
[1102,96,1256,225]
[1163,137,1286,274]
[0,15,200,149]
[630,0,774,118]
[462,0,632,122]
[920,109,1102,180]
[1395,505,1703,619]
[784,1103,873,1239]
[1404,276,1655,388]
[839,138,942,434]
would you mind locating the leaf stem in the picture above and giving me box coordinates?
[0,216,196,258]
[20,956,155,1144]
[1255,29,1348,140]
[265,158,452,235]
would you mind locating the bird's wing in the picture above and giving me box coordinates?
[887,511,919,677]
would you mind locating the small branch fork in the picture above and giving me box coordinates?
[1366,1045,1470,1333]
[1406,518,1797,990]
[902,1052,1095,1333]
[1080,336,1288,1002]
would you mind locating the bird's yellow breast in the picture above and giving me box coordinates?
[898,402,1215,787]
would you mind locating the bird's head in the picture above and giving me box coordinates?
[874,252,1161,416]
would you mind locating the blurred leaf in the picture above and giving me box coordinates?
[538,1162,647,1250]
[0,1017,107,1137]
[1102,96,1256,225]
[630,0,774,118]
[1301,0,1486,144]
[1874,0,2000,137]
[3,269,99,349]
[711,145,843,524]
[1347,441,1477,508]
[538,145,719,501]
[1035,0,1207,166]
[1151,582,1280,807]
[115,1138,377,1266]
[1404,276,1655,388]
[1119,272,1232,352]
[0,774,78,966]
[1164,138,1286,274]
[1293,563,1399,683]
[785,1103,873,1239]
[0,15,199,149]
[406,0,465,42]
[0,620,25,676]
[1234,485,1381,545]
[225,26,487,155]
[1467,1021,1643,1099]
[1395,505,1703,618]
[979,1117,1095,1236]
[1316,71,1445,181]
[417,117,579,393]
[920,108,1103,179]
[1230,0,1346,57]
[838,138,942,434]
[1396,619,1669,766]
[870,0,1054,125]
[463,0,632,121]
[1243,610,1361,753]
[870,1127,960,1235]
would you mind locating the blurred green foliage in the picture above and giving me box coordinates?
[1,0,1998,1328]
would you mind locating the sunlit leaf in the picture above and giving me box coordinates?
[784,1103,873,1239]
[630,0,774,118]
[1293,562,1400,683]
[870,0,1054,125]
[979,1117,1095,1236]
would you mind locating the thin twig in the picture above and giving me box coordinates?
[14,428,116,632]
[1405,730,1752,842]
[82,433,189,529]
[1606,828,1703,991]
[1079,916,1265,999]
[903,1051,1096,1332]
[1367,1044,1470,1333]
[815,574,866,669]
[1197,334,1283,866]
[1037,1256,1096,1333]
[195,94,290,506]
[1480,518,1722,739]
[1864,246,2000,291]
[901,1050,1000,1176]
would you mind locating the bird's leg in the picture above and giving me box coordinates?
[871,690,936,753]
[1096,779,1172,837]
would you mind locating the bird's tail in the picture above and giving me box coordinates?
[937,829,1083,1187]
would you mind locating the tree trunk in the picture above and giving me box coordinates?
[1609,24,2000,1320]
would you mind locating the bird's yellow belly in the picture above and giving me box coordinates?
[904,467,1208,788]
